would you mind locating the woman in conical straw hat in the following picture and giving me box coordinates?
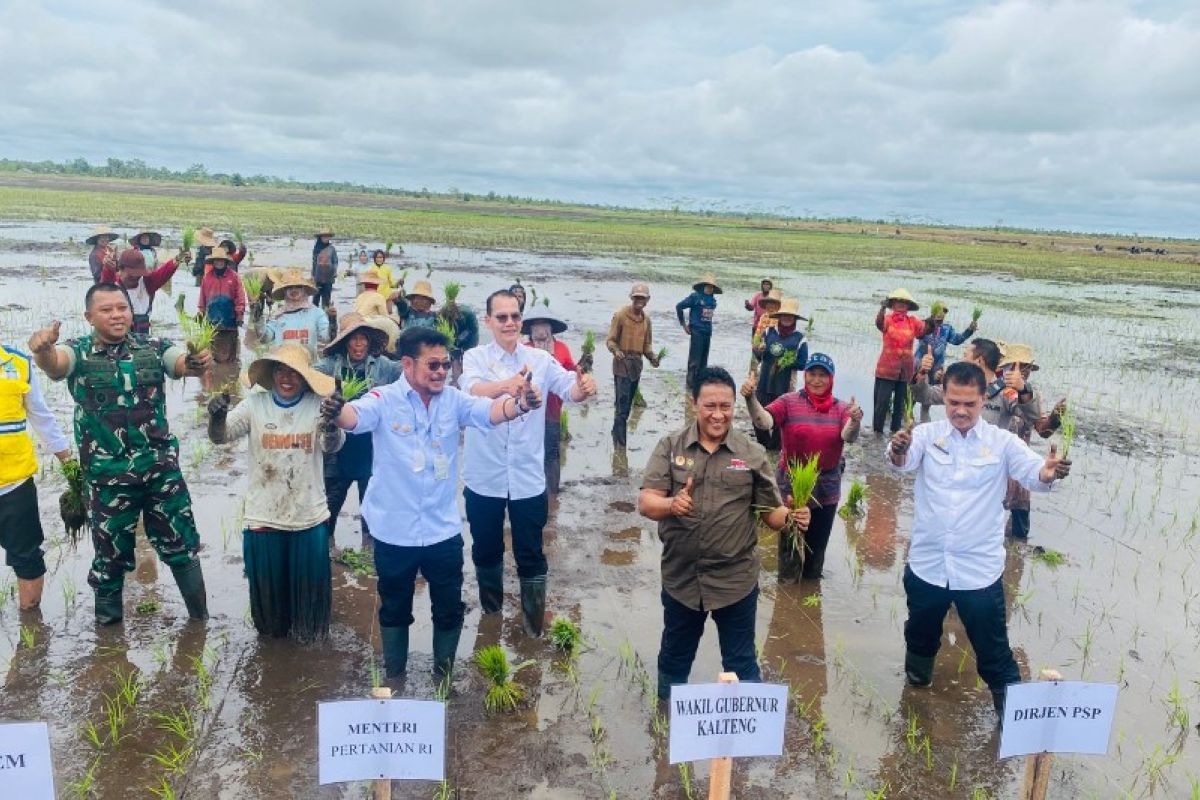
[206,342,345,640]
[872,288,929,434]
[250,268,330,360]
[85,225,120,284]
[675,270,722,390]
[750,297,810,450]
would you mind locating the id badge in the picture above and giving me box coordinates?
[434,453,450,481]
[411,450,426,473]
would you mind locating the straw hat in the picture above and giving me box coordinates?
[85,225,119,246]
[359,267,385,286]
[247,343,335,397]
[693,272,723,294]
[886,288,919,311]
[629,282,650,299]
[769,297,808,322]
[757,288,783,309]
[270,268,317,300]
[205,246,234,266]
[521,310,567,336]
[128,230,162,248]
[195,227,218,248]
[406,279,436,303]
[315,228,334,238]
[998,343,1039,371]
[323,312,390,356]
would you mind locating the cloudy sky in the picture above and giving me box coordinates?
[2,0,1198,235]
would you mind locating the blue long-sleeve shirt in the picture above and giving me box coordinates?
[675,291,718,335]
[915,322,974,371]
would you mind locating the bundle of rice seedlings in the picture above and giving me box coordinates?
[656,346,668,363]
[903,384,916,427]
[549,618,583,656]
[775,349,798,372]
[241,273,264,303]
[385,240,394,256]
[786,454,821,511]
[542,296,549,307]
[434,316,457,346]
[475,646,529,713]
[751,332,764,351]
[559,409,571,441]
[838,478,868,520]
[339,373,372,401]
[806,313,815,335]
[971,305,983,323]
[931,301,947,318]
[1058,402,1076,458]
[444,282,461,304]
[233,225,245,246]
[178,312,218,355]
[530,287,538,305]
[577,331,596,374]
[181,227,196,253]
[59,459,87,542]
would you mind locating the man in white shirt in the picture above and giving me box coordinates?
[460,289,597,637]
[332,326,539,680]
[888,361,1070,722]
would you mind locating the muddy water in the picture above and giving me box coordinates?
[1,221,1198,798]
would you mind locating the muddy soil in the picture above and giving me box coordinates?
[1,223,1198,799]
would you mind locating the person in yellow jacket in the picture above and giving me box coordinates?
[0,343,73,611]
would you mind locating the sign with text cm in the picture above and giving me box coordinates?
[0,721,55,800]
[999,681,1119,760]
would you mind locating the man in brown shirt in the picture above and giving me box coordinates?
[640,366,810,699]
[606,282,662,447]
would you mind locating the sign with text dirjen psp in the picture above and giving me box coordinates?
[0,721,55,800]
[999,681,1118,759]
[669,682,788,764]
[318,698,445,784]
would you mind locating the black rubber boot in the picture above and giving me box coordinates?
[1009,509,1031,540]
[477,564,504,614]
[778,532,802,584]
[657,671,686,701]
[95,589,124,626]
[170,560,209,620]
[519,576,547,638]
[905,651,935,687]
[992,689,1007,728]
[380,626,409,678]
[432,625,462,680]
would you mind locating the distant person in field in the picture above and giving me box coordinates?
[676,272,721,391]
[252,269,331,361]
[509,283,527,313]
[109,247,189,337]
[312,229,338,308]
[748,297,808,450]
[86,226,119,284]
[888,361,1070,724]
[872,288,928,434]
[523,309,576,496]
[197,247,247,364]
[914,300,977,421]
[605,282,661,449]
[744,277,774,338]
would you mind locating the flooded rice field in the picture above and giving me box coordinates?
[1,220,1198,798]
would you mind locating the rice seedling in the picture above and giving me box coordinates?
[1032,547,1066,567]
[241,272,264,302]
[335,547,375,577]
[1166,679,1190,734]
[549,617,583,656]
[786,454,821,511]
[148,741,193,774]
[542,296,549,306]
[443,281,461,305]
[233,225,244,246]
[80,720,103,749]
[802,593,821,608]
[180,227,195,253]
[434,315,457,345]
[338,372,372,401]
[903,383,916,427]
[59,457,87,542]
[577,330,596,374]
[838,478,868,519]
[148,777,178,800]
[19,623,35,649]
[678,762,695,799]
[136,599,162,615]
[1059,401,1077,458]
[806,312,815,334]
[385,240,394,255]
[62,577,78,610]
[559,409,571,441]
[474,645,529,713]
[65,757,100,799]
[775,348,798,372]
[177,311,218,355]
[656,346,668,362]
[971,305,984,323]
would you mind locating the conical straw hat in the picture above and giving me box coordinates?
[247,343,335,396]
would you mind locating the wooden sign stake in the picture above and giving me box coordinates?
[371,686,393,800]
[1018,669,1063,800]
[707,672,739,800]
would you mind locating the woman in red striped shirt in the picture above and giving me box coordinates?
[742,353,863,581]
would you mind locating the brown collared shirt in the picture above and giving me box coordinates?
[642,424,781,611]
[606,306,655,379]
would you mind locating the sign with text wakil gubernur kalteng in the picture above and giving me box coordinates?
[999,681,1119,760]
[0,721,55,800]
[318,698,445,784]
[669,682,789,764]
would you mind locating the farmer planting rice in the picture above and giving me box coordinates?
[748,296,809,451]
[460,289,597,637]
[605,282,661,449]
[914,300,978,421]
[207,343,345,640]
[742,353,862,581]
[311,228,338,308]
[887,360,1070,723]
[197,246,247,364]
[252,267,332,360]
[104,246,188,337]
[29,284,211,625]
[523,308,575,496]
[85,225,119,283]
[675,271,721,390]
[872,288,928,434]
[330,326,533,679]
[0,340,73,611]
[639,366,810,699]
[315,314,399,548]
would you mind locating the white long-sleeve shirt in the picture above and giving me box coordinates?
[0,364,70,496]
[459,341,580,500]
[887,418,1053,590]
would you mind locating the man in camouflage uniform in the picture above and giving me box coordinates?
[29,283,211,625]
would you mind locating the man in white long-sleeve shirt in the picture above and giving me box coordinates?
[0,343,73,611]
[887,361,1070,722]
[459,289,597,636]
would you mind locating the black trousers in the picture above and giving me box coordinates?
[657,586,761,698]
[873,377,908,433]
[463,488,548,579]
[374,534,465,630]
[612,375,639,446]
[0,478,46,580]
[685,332,712,390]
[325,475,370,539]
[779,503,837,582]
[315,281,333,308]
[544,421,562,495]
[902,566,1020,695]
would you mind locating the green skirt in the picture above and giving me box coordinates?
[243,522,331,641]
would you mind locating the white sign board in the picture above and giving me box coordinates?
[0,721,55,800]
[318,698,445,784]
[999,681,1118,759]
[669,682,788,764]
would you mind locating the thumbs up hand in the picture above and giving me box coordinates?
[29,320,62,354]
[847,395,863,423]
[670,476,695,517]
[1040,443,1071,483]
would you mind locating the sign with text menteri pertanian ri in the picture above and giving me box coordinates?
[317,698,445,784]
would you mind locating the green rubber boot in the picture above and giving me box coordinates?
[380,626,410,678]
[170,560,209,621]
[432,625,462,680]
[95,589,124,626]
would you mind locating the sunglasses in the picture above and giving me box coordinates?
[492,313,522,323]
[423,359,453,372]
